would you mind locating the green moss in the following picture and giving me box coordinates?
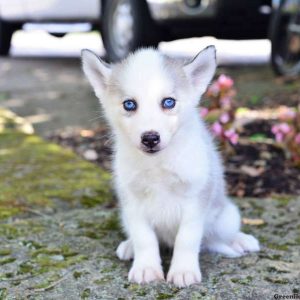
[272,194,293,207]
[73,271,88,279]
[264,277,289,284]
[100,264,117,274]
[230,276,253,285]
[266,243,289,251]
[0,249,11,256]
[259,253,282,260]
[248,201,265,217]
[100,213,120,231]
[0,257,16,265]
[211,276,219,284]
[0,221,44,239]
[81,288,91,299]
[18,261,34,275]
[94,275,113,285]
[78,212,120,239]
[156,293,175,299]
[0,128,112,221]
[21,240,43,250]
[33,273,61,290]
[258,236,268,244]
[190,292,208,299]
[295,236,300,245]
[35,254,88,271]
[266,266,289,274]
[17,245,88,276]
[0,272,14,280]
[0,288,8,300]
[31,245,78,258]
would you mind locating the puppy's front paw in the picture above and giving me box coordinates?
[167,267,202,287]
[128,265,164,284]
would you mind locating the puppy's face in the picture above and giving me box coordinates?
[82,47,216,154]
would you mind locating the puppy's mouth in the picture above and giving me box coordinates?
[145,149,160,154]
[140,146,161,154]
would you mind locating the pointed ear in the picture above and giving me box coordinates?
[184,45,217,97]
[81,49,111,99]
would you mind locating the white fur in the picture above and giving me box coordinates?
[81,47,260,287]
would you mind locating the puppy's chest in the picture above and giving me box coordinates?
[128,168,185,229]
[129,168,189,199]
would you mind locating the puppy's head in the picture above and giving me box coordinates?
[81,47,216,154]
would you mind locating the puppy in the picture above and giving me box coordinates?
[81,46,260,287]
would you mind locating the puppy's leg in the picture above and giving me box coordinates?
[116,239,134,261]
[206,201,260,257]
[167,204,203,287]
[125,211,164,284]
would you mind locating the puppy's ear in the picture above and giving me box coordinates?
[184,45,217,97]
[81,49,111,99]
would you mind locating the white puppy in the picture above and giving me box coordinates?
[81,46,260,288]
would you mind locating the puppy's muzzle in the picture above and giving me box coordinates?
[141,131,160,153]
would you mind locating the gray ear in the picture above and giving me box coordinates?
[81,49,111,99]
[184,45,217,96]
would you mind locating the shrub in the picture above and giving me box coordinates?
[271,105,300,166]
[202,74,239,146]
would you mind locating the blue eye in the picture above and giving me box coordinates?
[162,98,176,109]
[123,99,137,111]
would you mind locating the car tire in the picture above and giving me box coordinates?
[101,0,159,62]
[270,0,300,76]
[0,20,16,56]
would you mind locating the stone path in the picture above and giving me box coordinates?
[0,109,299,299]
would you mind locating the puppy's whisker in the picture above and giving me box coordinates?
[88,115,104,122]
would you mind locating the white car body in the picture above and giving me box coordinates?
[0,0,100,21]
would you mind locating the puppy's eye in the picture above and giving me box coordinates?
[123,99,137,111]
[161,98,176,109]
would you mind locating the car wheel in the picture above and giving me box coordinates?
[270,0,300,76]
[101,0,159,62]
[0,20,16,56]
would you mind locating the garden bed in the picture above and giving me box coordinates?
[47,118,300,198]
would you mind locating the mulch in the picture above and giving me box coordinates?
[47,120,300,198]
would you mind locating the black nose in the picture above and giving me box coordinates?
[141,131,160,149]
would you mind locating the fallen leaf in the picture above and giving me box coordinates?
[80,129,94,137]
[241,165,265,177]
[242,218,265,226]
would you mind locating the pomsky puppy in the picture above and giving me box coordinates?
[81,46,260,287]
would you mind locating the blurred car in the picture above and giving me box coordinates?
[0,0,272,61]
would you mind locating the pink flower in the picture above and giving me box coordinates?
[275,132,284,143]
[220,96,232,108]
[208,82,220,96]
[295,133,300,144]
[271,124,280,134]
[224,129,239,144]
[272,123,291,135]
[217,74,234,90]
[220,112,230,124]
[211,122,223,136]
[200,107,209,118]
[279,123,291,134]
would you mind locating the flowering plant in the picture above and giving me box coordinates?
[271,105,300,166]
[201,74,239,145]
